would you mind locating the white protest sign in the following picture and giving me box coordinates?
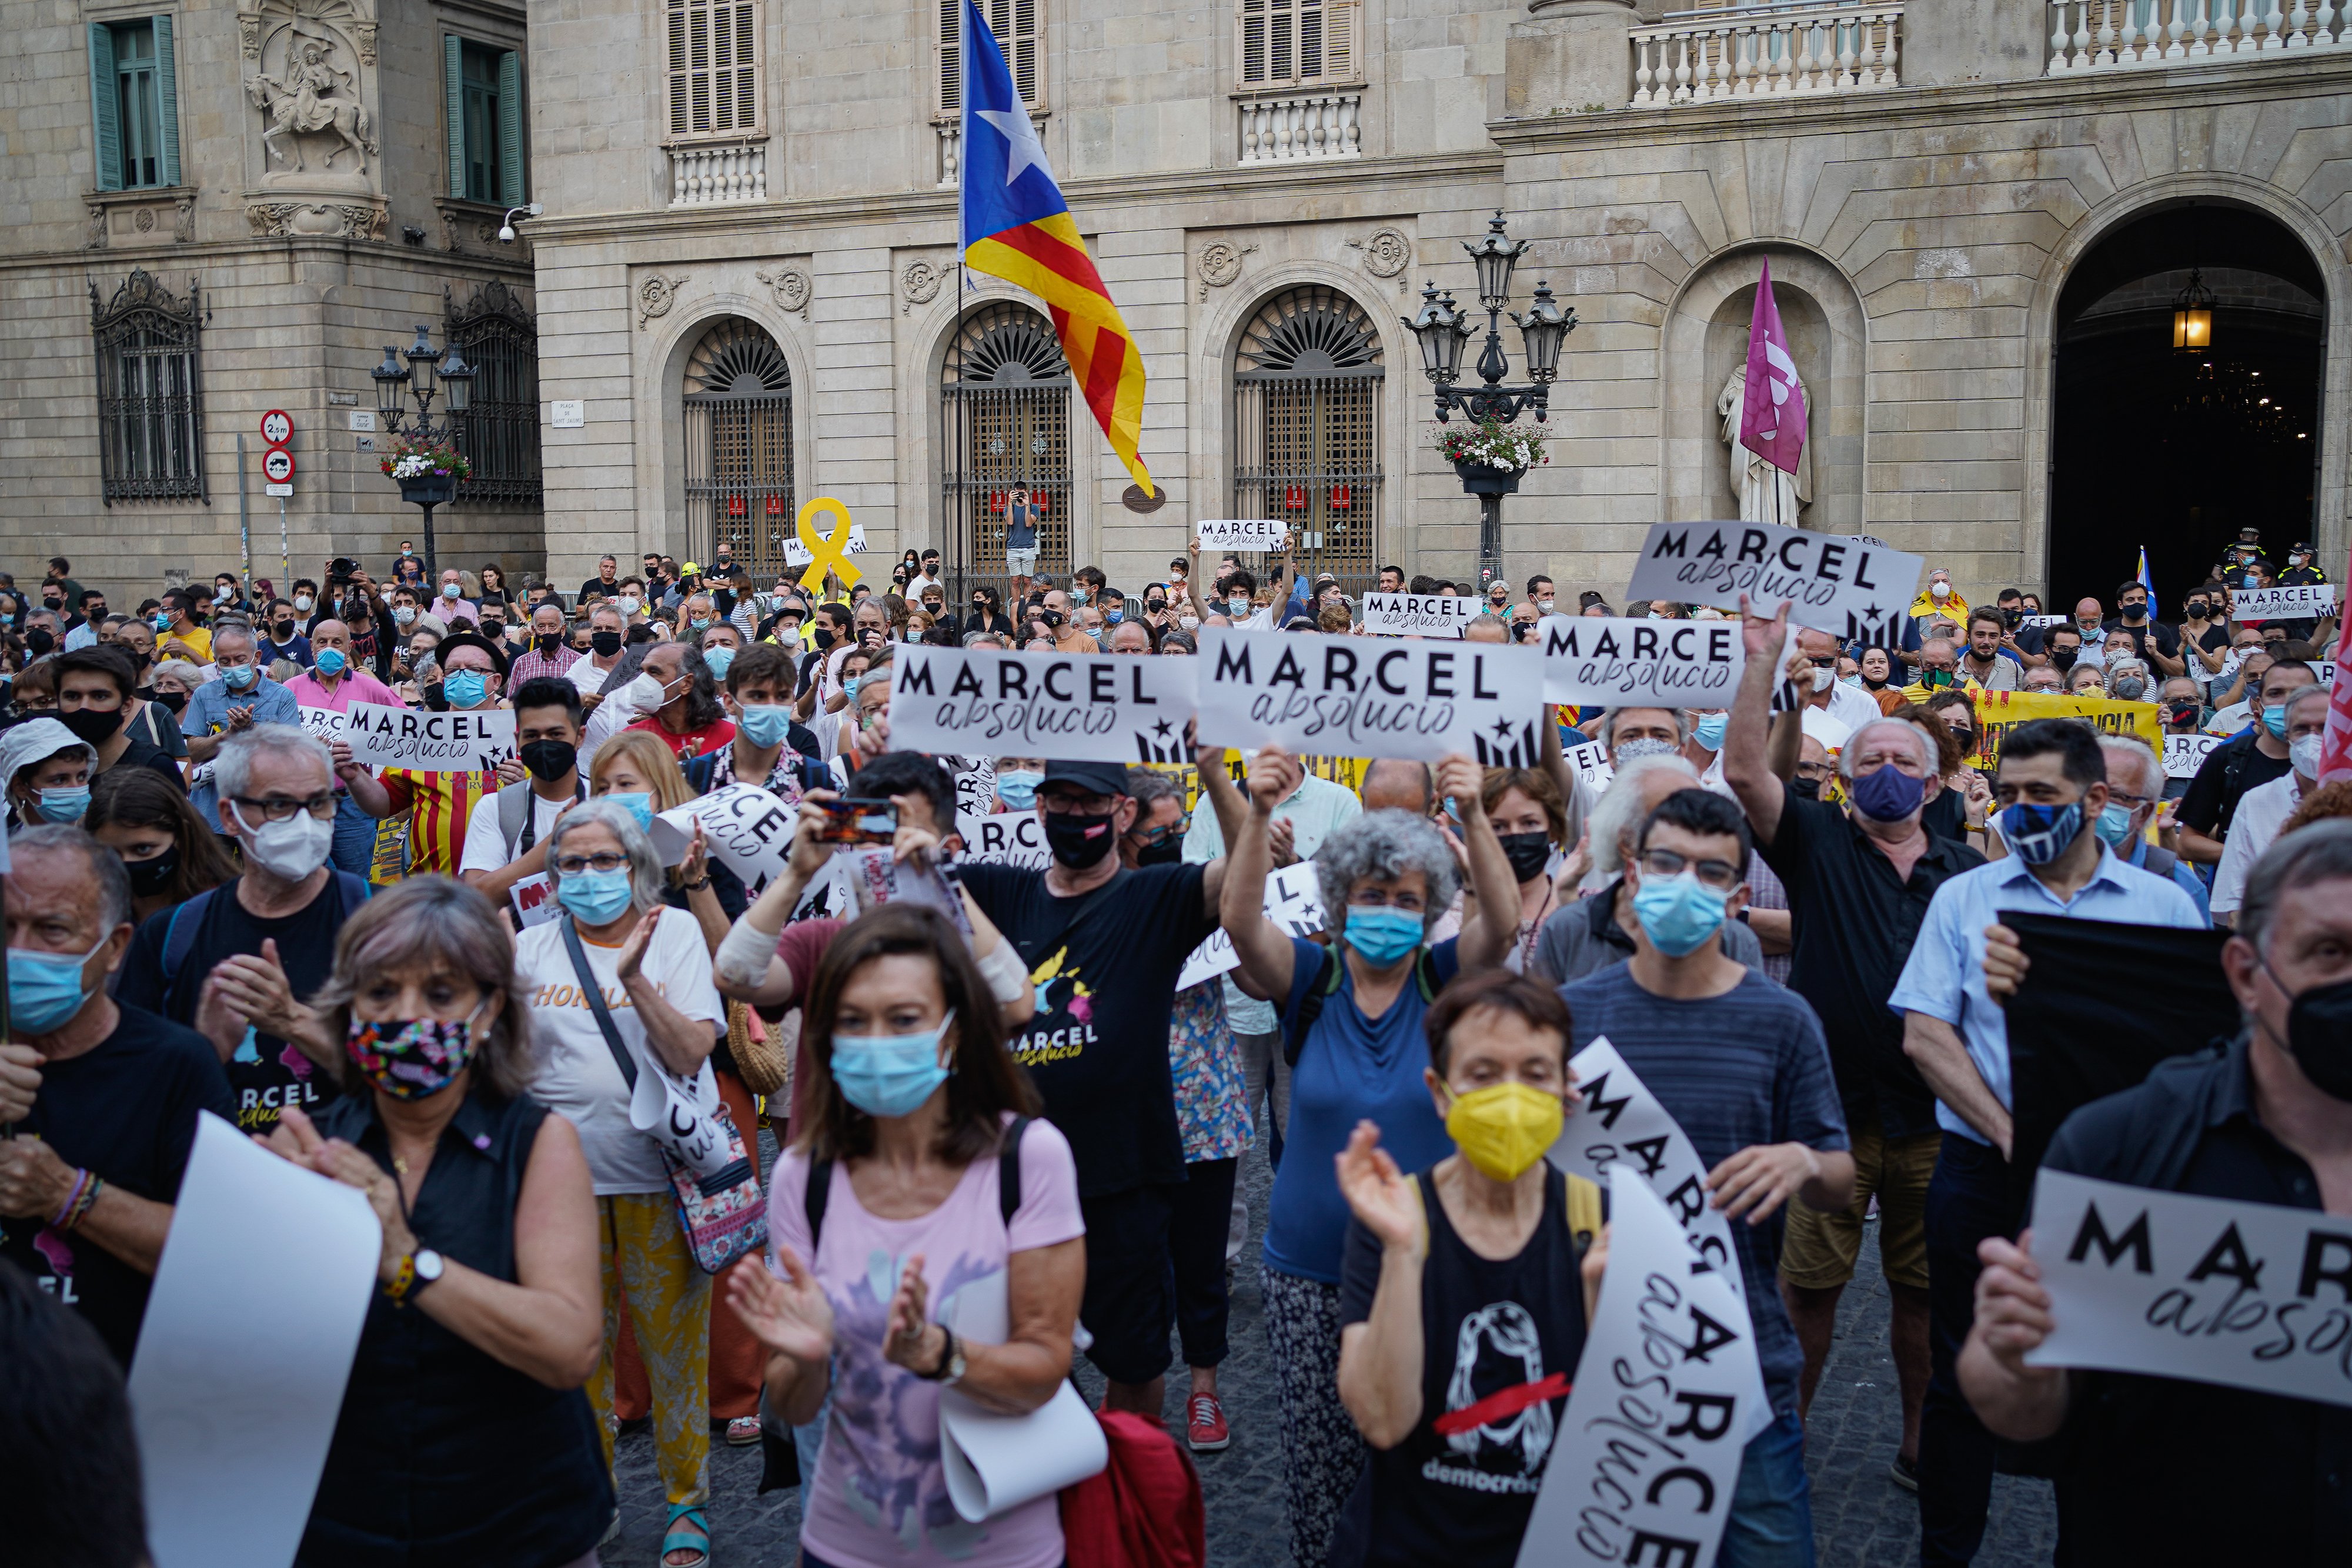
[937,1266,1109,1521]
[2018,614,2070,630]
[781,521,870,566]
[627,1029,733,1179]
[1197,627,1545,764]
[129,1113,380,1568]
[509,871,559,927]
[1195,517,1287,553]
[2231,581,2336,619]
[648,782,797,892]
[957,810,1050,868]
[296,704,348,743]
[2026,1168,2352,1409]
[2164,733,2220,779]
[1564,740,1614,794]
[950,755,997,820]
[1514,1169,1760,1568]
[1177,860,1324,990]
[890,644,1200,764]
[1361,592,1482,638]
[342,701,516,773]
[1622,520,1924,646]
[1537,615,1745,707]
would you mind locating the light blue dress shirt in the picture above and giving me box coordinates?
[1887,841,2204,1144]
[181,673,302,825]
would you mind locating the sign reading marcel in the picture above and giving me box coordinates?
[888,646,1200,764]
[1361,593,1481,638]
[343,703,516,773]
[1537,615,1746,707]
[1195,628,1544,764]
[1623,520,1923,647]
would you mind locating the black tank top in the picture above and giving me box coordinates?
[299,1087,613,1568]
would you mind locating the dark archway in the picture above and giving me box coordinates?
[2050,202,2323,610]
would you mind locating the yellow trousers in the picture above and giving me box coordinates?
[587,1192,710,1509]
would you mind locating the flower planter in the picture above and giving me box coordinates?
[1452,462,1524,497]
[397,473,457,507]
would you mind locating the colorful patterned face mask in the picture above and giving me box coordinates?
[345,1002,488,1101]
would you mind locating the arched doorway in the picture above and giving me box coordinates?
[1231,285,1384,593]
[2050,202,2323,608]
[940,301,1072,596]
[681,317,796,578]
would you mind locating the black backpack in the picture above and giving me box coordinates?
[1280,945,1443,1068]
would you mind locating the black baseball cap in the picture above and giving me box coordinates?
[434,628,510,678]
[1040,760,1130,798]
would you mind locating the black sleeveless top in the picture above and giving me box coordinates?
[299,1087,613,1568]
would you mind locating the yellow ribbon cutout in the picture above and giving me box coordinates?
[794,496,863,591]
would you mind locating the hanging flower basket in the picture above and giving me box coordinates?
[1452,462,1524,497]
[1433,418,1548,495]
[382,440,470,505]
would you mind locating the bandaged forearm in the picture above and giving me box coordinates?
[716,912,780,989]
[974,935,1030,1005]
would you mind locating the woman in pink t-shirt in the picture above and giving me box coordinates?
[727,904,1085,1568]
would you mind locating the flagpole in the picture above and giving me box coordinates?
[953,0,976,619]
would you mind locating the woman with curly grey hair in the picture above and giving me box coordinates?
[257,875,612,1567]
[1220,743,1519,1568]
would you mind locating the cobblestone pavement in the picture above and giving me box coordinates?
[609,1141,2058,1567]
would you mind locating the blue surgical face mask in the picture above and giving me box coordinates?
[1849,762,1926,824]
[843,673,863,702]
[995,769,1043,810]
[441,669,489,708]
[8,934,109,1034]
[830,1009,957,1119]
[151,613,172,631]
[313,647,348,677]
[1345,905,1424,968]
[604,791,654,831]
[1997,800,2086,866]
[1693,712,1728,751]
[736,703,791,749]
[704,647,736,680]
[2263,704,2290,739]
[557,867,636,925]
[1105,609,1124,624]
[1632,871,1730,957]
[37,786,91,824]
[1228,597,1251,618]
[2094,801,2138,847]
[221,661,258,691]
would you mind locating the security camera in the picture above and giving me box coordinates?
[498,202,546,243]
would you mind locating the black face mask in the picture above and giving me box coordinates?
[1132,836,1184,867]
[2185,601,2210,621]
[273,620,295,641]
[2120,601,2148,623]
[813,626,837,651]
[59,706,122,744]
[1861,672,1889,690]
[153,688,188,713]
[536,633,563,654]
[25,629,54,658]
[2167,701,2201,729]
[519,738,578,783]
[2274,970,2352,1103]
[1044,810,1119,868]
[1497,829,1553,885]
[591,630,623,657]
[1789,775,1824,801]
[2050,646,2079,673]
[126,845,179,898]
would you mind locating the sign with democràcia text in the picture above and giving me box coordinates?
[889,645,1201,765]
[2027,1168,2352,1409]
[1195,517,1287,553]
[1360,592,1482,638]
[342,702,516,773]
[1175,860,1325,991]
[1196,627,1545,765]
[2164,733,2220,779]
[2230,581,2336,620]
[1514,1169,1760,1568]
[649,783,797,894]
[1622,520,1923,647]
[1537,614,1746,707]
[957,810,1050,869]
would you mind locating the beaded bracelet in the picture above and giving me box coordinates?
[50,1168,91,1230]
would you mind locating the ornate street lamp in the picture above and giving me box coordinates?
[1402,212,1579,591]
[2172,267,2215,352]
[372,324,477,580]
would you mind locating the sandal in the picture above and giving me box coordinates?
[725,1413,762,1446]
[662,1502,711,1568]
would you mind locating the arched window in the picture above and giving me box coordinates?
[941,301,1071,590]
[1232,284,1382,590]
[682,317,793,577]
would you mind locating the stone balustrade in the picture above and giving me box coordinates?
[2047,0,2346,72]
[668,141,767,205]
[1237,91,1363,163]
[1631,4,1904,105]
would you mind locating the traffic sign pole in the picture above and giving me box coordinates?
[237,433,252,594]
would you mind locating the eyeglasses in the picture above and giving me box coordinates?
[553,852,630,875]
[1639,847,1742,891]
[233,793,335,823]
[1806,654,1838,668]
[2107,790,2153,810]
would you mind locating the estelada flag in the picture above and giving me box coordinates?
[958,0,1151,494]
[1739,258,1808,477]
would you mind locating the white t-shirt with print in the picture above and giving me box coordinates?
[457,787,576,875]
[518,907,727,1194]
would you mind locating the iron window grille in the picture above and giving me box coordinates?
[92,269,206,505]
[682,318,796,577]
[941,301,1073,603]
[445,280,542,508]
[1232,285,1384,594]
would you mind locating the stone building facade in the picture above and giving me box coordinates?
[516,0,2352,607]
[0,0,546,601]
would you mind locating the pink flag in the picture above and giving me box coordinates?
[1740,259,1809,476]
[2321,544,2352,785]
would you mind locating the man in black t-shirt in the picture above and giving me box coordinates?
[2177,659,2319,867]
[115,725,366,1131]
[577,553,622,606]
[956,755,1241,1420]
[0,826,233,1364]
[2100,579,2184,677]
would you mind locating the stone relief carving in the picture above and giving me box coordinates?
[248,32,375,175]
[437,200,510,253]
[1196,241,1258,301]
[638,274,689,328]
[1717,363,1812,524]
[244,200,386,240]
[900,260,944,314]
[134,209,156,233]
[1348,227,1411,291]
[757,268,812,315]
[175,198,196,243]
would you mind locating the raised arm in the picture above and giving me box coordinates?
[1220,746,1302,1004]
[1194,741,1248,917]
[1723,597,1791,850]
[1443,753,1518,972]
[713,793,838,1007]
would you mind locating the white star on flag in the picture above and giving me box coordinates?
[975,105,1053,189]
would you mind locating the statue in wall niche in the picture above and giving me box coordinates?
[1717,362,1811,525]
[248,33,375,175]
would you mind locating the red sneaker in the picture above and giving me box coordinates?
[1187,1392,1231,1452]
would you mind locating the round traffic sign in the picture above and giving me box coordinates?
[262,447,295,483]
[260,409,292,446]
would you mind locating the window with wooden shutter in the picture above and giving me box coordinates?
[1237,0,1355,89]
[939,0,1042,116]
[92,19,180,191]
[667,0,760,141]
[445,36,527,203]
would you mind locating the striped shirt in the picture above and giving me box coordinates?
[507,643,582,687]
[379,768,497,876]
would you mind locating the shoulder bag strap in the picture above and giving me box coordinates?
[161,886,217,991]
[998,1114,1030,1228]
[804,1154,834,1252]
[557,915,639,1092]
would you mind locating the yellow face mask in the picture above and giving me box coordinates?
[1443,1081,1565,1183]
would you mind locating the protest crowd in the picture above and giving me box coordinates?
[2,514,2350,1568]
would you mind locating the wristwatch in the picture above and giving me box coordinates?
[385,1247,446,1307]
[916,1325,965,1386]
